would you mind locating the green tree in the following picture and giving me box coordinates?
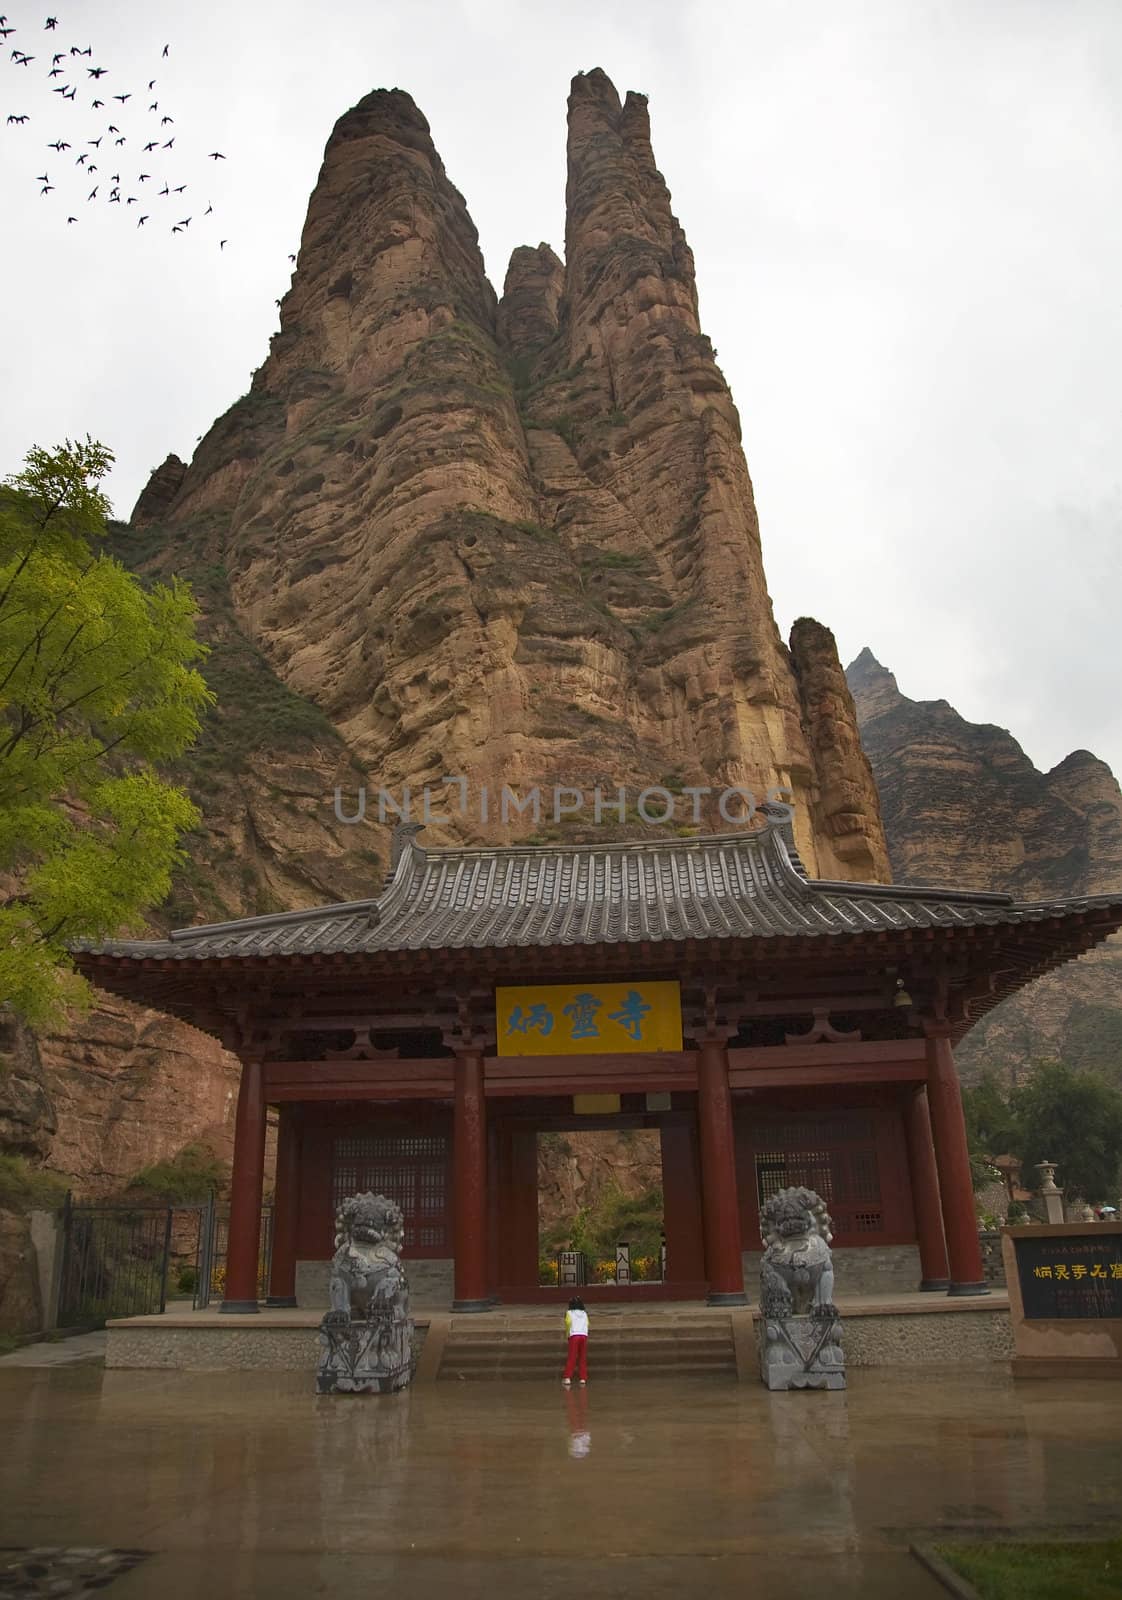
[0,439,212,1025]
[1012,1061,1122,1204]
[962,1070,1020,1191]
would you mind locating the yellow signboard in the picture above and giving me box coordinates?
[496,981,682,1056]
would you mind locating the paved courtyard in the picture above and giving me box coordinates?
[0,1361,1119,1598]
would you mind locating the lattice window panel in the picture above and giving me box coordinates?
[751,1115,885,1238]
[331,1134,449,1253]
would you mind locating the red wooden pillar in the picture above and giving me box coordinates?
[925,1030,989,1295]
[452,1047,491,1311]
[902,1087,950,1291]
[266,1104,301,1308]
[221,1052,267,1313]
[696,1037,748,1305]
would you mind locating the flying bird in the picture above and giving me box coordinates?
[5,112,28,123]
[114,135,125,145]
[161,43,168,56]
[126,195,137,203]
[137,214,147,225]
[148,79,155,90]
[160,115,173,125]
[52,50,63,63]
[108,124,119,132]
[47,65,61,76]
[87,185,97,199]
[159,183,168,194]
[40,184,53,194]
[110,171,119,181]
[172,183,186,193]
[205,203,213,214]
[207,151,226,160]
[109,191,120,203]
[288,253,295,262]
[35,171,48,182]
[143,140,156,151]
[138,172,150,181]
[171,224,182,233]
[87,161,95,171]
[44,15,57,27]
[148,101,157,110]
[51,82,67,93]
[74,151,87,163]
[91,98,103,108]
[219,239,226,250]
[12,49,33,63]
[86,65,105,77]
[162,137,174,148]
[62,85,74,97]
[67,215,76,223]
[112,92,129,102]
[88,135,101,145]
[47,139,70,150]
[0,24,14,36]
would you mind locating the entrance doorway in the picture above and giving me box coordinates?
[536,1127,665,1287]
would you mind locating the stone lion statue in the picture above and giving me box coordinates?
[758,1186,845,1390]
[317,1192,414,1394]
[759,1186,837,1320]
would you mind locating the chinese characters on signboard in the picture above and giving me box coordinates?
[1013,1233,1122,1320]
[495,981,682,1056]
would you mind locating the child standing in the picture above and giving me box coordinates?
[562,1296,589,1387]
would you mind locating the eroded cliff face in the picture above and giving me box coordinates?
[11,72,894,1210]
[848,648,1122,1087]
[131,70,887,881]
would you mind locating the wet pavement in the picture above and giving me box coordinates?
[0,1363,1118,1598]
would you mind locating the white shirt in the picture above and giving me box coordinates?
[566,1308,589,1337]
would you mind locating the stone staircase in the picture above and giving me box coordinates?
[437,1310,739,1381]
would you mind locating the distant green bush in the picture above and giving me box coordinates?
[0,1154,68,1212]
[125,1142,228,1204]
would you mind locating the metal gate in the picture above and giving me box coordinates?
[59,1195,273,1322]
[194,1199,273,1309]
[58,1199,180,1328]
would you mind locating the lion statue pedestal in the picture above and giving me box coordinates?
[758,1186,846,1391]
[316,1192,415,1395]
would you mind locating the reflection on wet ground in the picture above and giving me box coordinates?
[1,1363,1118,1598]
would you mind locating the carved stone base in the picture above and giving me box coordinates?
[760,1313,846,1391]
[316,1310,415,1395]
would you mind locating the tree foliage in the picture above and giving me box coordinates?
[1014,1061,1122,1204]
[0,439,212,1025]
[963,1061,1122,1204]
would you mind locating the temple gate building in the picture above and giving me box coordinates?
[78,819,1122,1313]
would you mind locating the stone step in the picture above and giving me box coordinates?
[439,1362,736,1381]
[438,1319,739,1380]
[444,1340,734,1359]
[443,1345,735,1365]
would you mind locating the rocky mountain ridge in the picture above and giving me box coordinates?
[847,648,1122,1087]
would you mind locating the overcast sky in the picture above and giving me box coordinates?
[2,0,1120,782]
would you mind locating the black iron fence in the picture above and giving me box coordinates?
[195,1199,273,1309]
[58,1195,274,1325]
[58,1200,180,1328]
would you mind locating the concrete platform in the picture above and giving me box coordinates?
[104,1291,1011,1374]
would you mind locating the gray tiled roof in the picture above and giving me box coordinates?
[78,822,1122,964]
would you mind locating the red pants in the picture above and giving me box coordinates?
[563,1334,588,1381]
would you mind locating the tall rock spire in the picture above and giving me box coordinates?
[134,71,888,880]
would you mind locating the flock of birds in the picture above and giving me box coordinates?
[3,11,229,246]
